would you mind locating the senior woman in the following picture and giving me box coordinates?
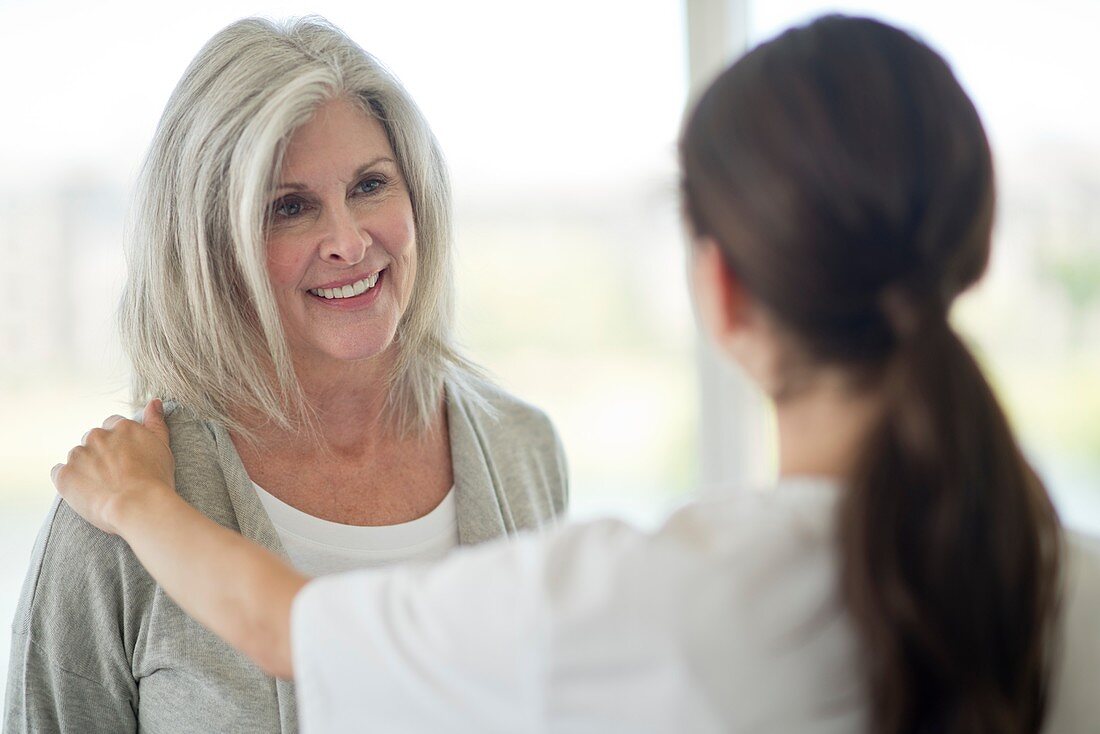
[4,17,567,734]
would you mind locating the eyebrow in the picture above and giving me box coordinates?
[275,156,397,192]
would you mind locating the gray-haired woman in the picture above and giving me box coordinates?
[4,17,567,734]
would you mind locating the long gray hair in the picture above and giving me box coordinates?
[121,16,483,440]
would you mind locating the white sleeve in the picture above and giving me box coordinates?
[290,532,548,734]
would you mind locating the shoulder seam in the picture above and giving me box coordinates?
[13,631,135,704]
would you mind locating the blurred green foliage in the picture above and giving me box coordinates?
[1041,250,1100,326]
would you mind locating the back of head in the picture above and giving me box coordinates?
[122,17,468,439]
[681,15,1061,733]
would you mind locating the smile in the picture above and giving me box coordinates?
[308,271,382,300]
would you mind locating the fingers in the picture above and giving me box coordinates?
[80,412,140,445]
[81,427,107,446]
[58,403,173,492]
[63,443,87,480]
[142,399,171,447]
[51,459,76,490]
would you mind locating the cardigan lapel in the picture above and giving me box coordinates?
[209,421,299,732]
[210,421,288,555]
[446,384,515,545]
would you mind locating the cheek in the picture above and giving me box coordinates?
[381,203,417,284]
[265,236,307,289]
[397,230,417,310]
[386,209,417,260]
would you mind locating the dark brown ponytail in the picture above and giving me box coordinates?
[681,15,1061,733]
[845,304,1061,733]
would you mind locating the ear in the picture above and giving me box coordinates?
[690,236,750,350]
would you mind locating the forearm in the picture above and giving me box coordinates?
[110,485,306,678]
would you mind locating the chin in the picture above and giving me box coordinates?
[288,318,403,370]
[324,330,399,365]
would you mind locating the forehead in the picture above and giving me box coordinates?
[279,97,396,181]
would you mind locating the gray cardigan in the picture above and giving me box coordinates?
[4,380,568,733]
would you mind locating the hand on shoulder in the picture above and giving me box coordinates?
[52,399,176,535]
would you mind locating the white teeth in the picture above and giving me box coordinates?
[309,272,382,300]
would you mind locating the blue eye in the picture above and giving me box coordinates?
[273,198,303,217]
[357,177,384,195]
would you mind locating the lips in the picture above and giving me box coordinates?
[307,269,384,300]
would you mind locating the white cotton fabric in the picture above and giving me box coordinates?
[253,482,460,576]
[291,477,1100,734]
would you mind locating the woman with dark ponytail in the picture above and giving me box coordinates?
[48,14,1099,733]
[681,16,1069,733]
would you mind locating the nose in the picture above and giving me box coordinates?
[319,206,370,265]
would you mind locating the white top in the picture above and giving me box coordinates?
[253,482,460,577]
[290,478,1100,733]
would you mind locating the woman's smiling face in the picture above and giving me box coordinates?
[265,97,417,371]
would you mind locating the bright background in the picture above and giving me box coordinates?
[2,0,1097,707]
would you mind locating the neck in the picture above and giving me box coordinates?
[301,361,392,446]
[773,370,882,481]
[236,347,435,458]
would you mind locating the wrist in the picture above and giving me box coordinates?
[106,480,179,537]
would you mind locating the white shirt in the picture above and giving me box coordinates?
[253,482,459,577]
[290,478,1100,733]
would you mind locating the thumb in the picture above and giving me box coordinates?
[142,399,171,447]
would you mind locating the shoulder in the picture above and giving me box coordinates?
[16,497,149,616]
[1047,529,1100,728]
[6,500,144,718]
[447,374,569,519]
[161,400,219,458]
[449,374,566,464]
[15,404,226,630]
[534,482,842,625]
[548,481,839,576]
[455,375,559,435]
[17,493,147,603]
[10,495,152,685]
[1060,529,1100,642]
[158,401,239,526]
[8,404,247,686]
